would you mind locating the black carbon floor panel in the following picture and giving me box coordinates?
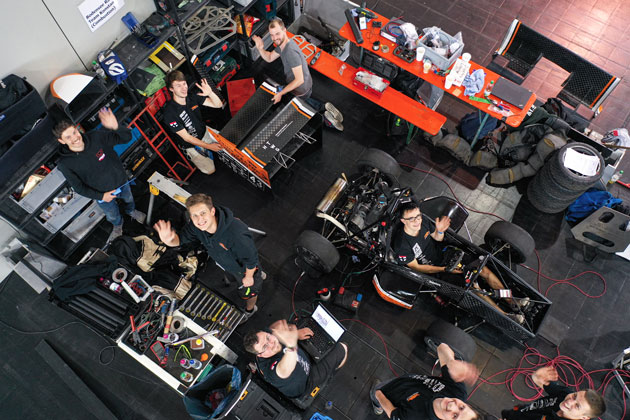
[241,98,315,167]
[220,81,276,146]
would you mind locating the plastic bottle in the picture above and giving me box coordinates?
[484,80,494,97]
[609,170,624,184]
[92,61,106,80]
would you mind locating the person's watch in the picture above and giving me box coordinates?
[283,346,297,354]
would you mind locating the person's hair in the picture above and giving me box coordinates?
[166,70,186,89]
[243,330,262,354]
[584,389,606,418]
[399,201,420,218]
[268,17,285,29]
[53,120,75,139]
[185,193,213,211]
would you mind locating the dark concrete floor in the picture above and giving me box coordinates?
[2,0,630,419]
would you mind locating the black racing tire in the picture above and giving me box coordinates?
[484,221,535,264]
[294,230,340,274]
[424,319,476,362]
[356,148,402,186]
[549,143,604,191]
[527,163,586,214]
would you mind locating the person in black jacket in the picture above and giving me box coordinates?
[501,366,605,420]
[54,108,145,242]
[371,343,480,420]
[153,193,262,317]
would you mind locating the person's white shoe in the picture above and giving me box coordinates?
[107,224,123,243]
[324,111,344,131]
[324,102,343,122]
[239,305,258,325]
[129,210,146,224]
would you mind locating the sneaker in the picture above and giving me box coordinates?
[240,305,258,325]
[324,111,344,131]
[107,224,123,243]
[371,379,384,415]
[186,147,216,175]
[129,210,146,224]
[507,313,525,324]
[324,102,343,122]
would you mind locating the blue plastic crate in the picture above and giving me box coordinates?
[310,413,333,420]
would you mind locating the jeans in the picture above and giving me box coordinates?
[280,85,324,112]
[97,183,135,226]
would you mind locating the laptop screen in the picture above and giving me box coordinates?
[312,304,345,341]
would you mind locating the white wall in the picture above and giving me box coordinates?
[0,0,156,279]
[0,0,155,96]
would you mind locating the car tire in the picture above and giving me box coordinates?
[484,221,534,264]
[549,143,604,191]
[424,319,476,362]
[294,230,340,274]
[356,148,402,186]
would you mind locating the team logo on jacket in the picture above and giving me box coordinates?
[96,149,105,161]
[169,121,178,128]
[398,255,407,262]
[271,361,278,370]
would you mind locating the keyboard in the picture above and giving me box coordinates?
[302,318,333,353]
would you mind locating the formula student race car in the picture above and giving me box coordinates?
[294,149,551,343]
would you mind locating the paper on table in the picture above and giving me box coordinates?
[616,242,630,261]
[563,148,600,176]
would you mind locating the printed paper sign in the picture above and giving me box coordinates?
[79,0,125,32]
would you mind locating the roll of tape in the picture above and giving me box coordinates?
[170,316,185,333]
[112,268,128,283]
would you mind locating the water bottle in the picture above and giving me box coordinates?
[484,80,494,97]
[609,170,623,184]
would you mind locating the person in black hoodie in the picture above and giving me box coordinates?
[153,193,263,318]
[54,108,145,242]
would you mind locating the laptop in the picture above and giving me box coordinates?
[491,77,533,109]
[297,304,346,362]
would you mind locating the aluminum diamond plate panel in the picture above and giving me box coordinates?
[220,82,276,146]
[241,98,315,167]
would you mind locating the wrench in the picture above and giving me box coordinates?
[190,292,211,317]
[196,294,216,320]
[219,310,242,340]
[201,296,222,320]
[184,287,206,312]
[211,306,233,332]
[179,284,200,309]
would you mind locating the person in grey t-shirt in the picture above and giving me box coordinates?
[252,17,344,130]
[253,17,313,103]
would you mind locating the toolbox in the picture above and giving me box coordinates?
[353,68,390,99]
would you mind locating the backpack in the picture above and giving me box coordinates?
[458,111,499,142]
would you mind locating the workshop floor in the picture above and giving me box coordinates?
[2,1,630,419]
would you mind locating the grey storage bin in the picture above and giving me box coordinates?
[419,29,464,70]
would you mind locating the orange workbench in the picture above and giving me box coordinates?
[339,11,536,128]
[287,32,446,136]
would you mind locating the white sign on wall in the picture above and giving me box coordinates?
[78,0,125,32]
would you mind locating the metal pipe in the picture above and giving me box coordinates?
[316,177,347,214]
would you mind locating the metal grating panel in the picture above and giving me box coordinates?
[501,21,617,109]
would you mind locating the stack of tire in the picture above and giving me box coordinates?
[527,143,604,213]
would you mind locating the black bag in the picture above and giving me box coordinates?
[0,74,47,147]
[0,75,29,112]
